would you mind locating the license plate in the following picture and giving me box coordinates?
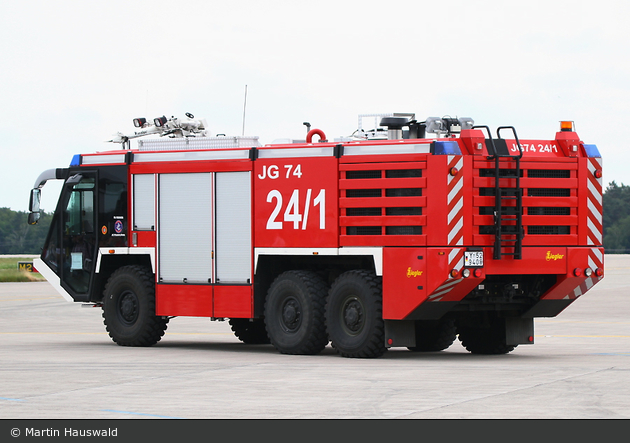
[465,251,484,267]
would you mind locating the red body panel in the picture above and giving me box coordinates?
[103,126,602,320]
[156,284,212,317]
[254,156,339,248]
[213,286,253,318]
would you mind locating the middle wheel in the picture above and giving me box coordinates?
[326,270,387,358]
[264,270,328,355]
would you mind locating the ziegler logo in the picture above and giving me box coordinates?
[546,251,565,261]
[407,267,423,278]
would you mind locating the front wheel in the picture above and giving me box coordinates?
[326,270,386,358]
[102,265,168,347]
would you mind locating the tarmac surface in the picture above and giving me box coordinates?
[0,255,629,420]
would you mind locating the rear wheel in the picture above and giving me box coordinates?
[326,270,386,358]
[408,318,457,352]
[102,265,168,347]
[264,270,328,355]
[229,318,270,344]
[457,316,517,355]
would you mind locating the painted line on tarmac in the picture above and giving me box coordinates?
[536,319,630,325]
[0,332,107,335]
[0,332,232,335]
[102,409,184,419]
[0,296,61,302]
[592,352,630,356]
[539,334,630,338]
[168,332,233,335]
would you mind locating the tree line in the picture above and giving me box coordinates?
[1,182,629,254]
[602,181,630,253]
[0,208,52,254]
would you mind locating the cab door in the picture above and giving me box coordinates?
[59,172,98,298]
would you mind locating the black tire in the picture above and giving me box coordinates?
[264,270,328,355]
[457,317,517,355]
[408,318,457,352]
[229,318,270,344]
[326,270,387,358]
[102,265,168,347]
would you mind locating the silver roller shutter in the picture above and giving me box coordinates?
[158,173,213,283]
[215,171,251,283]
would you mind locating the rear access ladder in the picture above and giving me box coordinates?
[477,126,524,260]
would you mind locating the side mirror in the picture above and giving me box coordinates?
[28,189,41,225]
[28,212,40,225]
[29,188,41,213]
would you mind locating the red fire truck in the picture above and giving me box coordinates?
[27,113,604,358]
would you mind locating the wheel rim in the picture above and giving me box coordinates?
[117,290,139,326]
[280,297,302,333]
[340,295,364,336]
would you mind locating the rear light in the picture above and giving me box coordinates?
[594,169,603,178]
[573,268,582,277]
[462,269,471,278]
[595,268,604,277]
[450,269,459,278]
[584,268,593,277]
[473,268,483,278]
[450,167,459,176]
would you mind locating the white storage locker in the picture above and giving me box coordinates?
[133,174,155,230]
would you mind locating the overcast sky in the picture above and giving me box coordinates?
[2,0,629,212]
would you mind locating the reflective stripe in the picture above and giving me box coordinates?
[429,248,464,302]
[429,278,463,300]
[342,143,431,156]
[33,258,73,302]
[586,157,603,246]
[96,247,155,274]
[258,147,334,158]
[133,149,250,163]
[81,154,126,165]
[447,156,464,246]
[568,248,603,300]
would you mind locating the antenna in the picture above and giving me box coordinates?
[242,85,248,136]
